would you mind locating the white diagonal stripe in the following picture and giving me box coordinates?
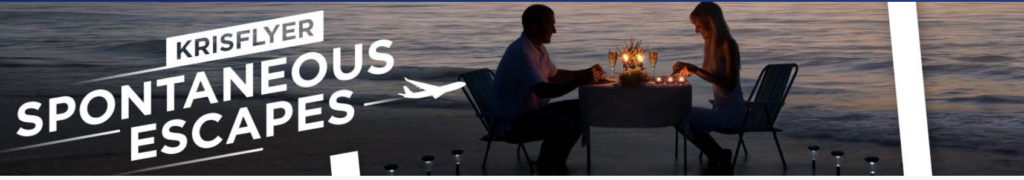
[363,97,403,106]
[0,129,121,154]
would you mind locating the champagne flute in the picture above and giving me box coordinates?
[608,51,618,76]
[649,51,659,76]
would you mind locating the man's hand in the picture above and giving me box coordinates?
[589,64,605,81]
[576,64,605,85]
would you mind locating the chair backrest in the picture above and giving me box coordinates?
[458,68,497,134]
[744,63,798,130]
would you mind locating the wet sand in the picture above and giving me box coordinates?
[931,147,1024,175]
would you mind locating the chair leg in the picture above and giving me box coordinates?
[483,140,492,170]
[698,150,703,164]
[517,144,523,161]
[741,140,749,157]
[773,131,788,170]
[732,133,744,168]
[520,143,535,175]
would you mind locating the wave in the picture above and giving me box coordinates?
[737,17,818,24]
[793,56,864,67]
[777,110,901,147]
[922,64,986,74]
[730,28,770,35]
[345,3,445,9]
[0,10,134,21]
[833,45,892,51]
[96,39,165,55]
[925,63,1024,80]
[928,113,1024,155]
[836,19,890,25]
[944,95,1024,104]
[788,86,860,95]
[851,61,894,71]
[0,56,102,68]
[956,55,1017,63]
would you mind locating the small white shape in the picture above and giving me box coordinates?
[330,151,361,176]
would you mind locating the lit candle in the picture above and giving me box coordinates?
[667,76,675,84]
[637,54,644,67]
[655,77,663,84]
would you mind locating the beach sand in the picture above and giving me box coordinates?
[0,97,901,175]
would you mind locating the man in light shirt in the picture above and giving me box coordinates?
[491,4,604,175]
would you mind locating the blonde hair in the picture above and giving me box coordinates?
[690,2,734,72]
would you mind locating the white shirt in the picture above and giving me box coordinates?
[491,33,557,115]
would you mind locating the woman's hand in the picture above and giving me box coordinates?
[672,62,699,77]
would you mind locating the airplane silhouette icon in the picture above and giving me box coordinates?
[398,78,466,99]
[363,78,467,107]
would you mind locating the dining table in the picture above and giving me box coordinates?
[578,79,693,174]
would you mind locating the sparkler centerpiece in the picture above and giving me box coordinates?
[617,37,649,71]
[617,37,652,86]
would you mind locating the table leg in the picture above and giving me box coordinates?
[587,126,592,175]
[675,133,679,161]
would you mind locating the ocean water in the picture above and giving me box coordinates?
[0,2,896,158]
[919,2,1024,166]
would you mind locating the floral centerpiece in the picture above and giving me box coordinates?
[617,37,651,86]
[619,68,650,87]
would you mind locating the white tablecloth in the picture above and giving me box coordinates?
[579,82,693,128]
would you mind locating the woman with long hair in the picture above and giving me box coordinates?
[672,2,744,175]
